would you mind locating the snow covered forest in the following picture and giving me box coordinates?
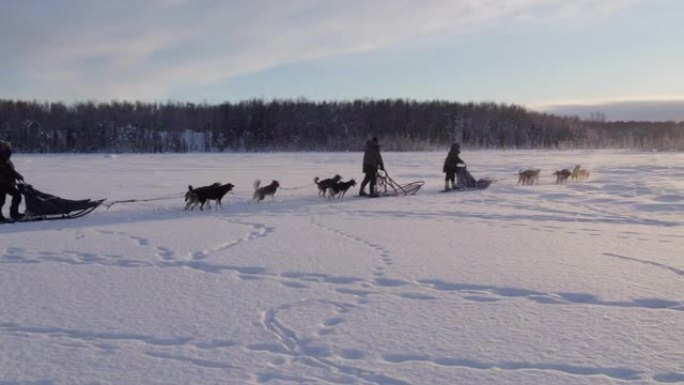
[1,99,683,153]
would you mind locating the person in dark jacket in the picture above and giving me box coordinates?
[442,142,464,191]
[0,140,24,221]
[359,137,384,196]
[443,142,478,189]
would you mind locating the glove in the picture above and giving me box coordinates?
[15,172,24,181]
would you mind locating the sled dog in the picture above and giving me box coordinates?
[571,165,590,182]
[314,174,342,198]
[328,179,356,200]
[185,182,234,211]
[253,180,280,201]
[517,169,541,185]
[553,169,572,184]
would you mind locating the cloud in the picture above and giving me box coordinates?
[1,0,640,101]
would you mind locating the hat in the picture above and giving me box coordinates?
[0,140,10,149]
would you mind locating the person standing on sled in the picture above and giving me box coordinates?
[442,142,463,191]
[442,142,477,190]
[0,140,25,221]
[359,137,384,197]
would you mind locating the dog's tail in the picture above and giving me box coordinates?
[253,179,261,191]
[314,176,320,184]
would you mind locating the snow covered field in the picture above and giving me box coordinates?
[1,150,683,385]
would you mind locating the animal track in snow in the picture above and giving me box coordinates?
[311,219,395,278]
[381,353,644,381]
[257,299,411,385]
[603,252,684,278]
[418,278,684,311]
[187,218,274,261]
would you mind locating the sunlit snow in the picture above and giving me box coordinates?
[1,150,682,385]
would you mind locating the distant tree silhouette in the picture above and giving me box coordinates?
[1,99,682,152]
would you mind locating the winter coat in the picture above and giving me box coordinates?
[443,143,465,173]
[0,144,22,187]
[362,139,384,172]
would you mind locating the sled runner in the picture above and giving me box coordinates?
[15,183,105,221]
[374,170,424,197]
[441,178,492,192]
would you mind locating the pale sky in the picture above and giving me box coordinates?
[2,0,683,121]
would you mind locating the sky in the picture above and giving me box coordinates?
[1,0,684,121]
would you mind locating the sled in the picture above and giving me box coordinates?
[374,170,424,197]
[441,178,492,192]
[15,183,105,221]
[441,167,492,192]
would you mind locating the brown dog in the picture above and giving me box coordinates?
[517,169,540,185]
[571,165,590,182]
[553,169,572,184]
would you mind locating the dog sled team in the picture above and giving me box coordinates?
[184,137,382,210]
[517,164,590,186]
[182,138,594,211]
[2,136,592,219]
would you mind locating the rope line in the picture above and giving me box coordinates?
[105,183,317,209]
[104,192,185,209]
[279,182,316,191]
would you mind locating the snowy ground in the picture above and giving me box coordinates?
[1,150,683,385]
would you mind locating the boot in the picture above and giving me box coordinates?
[0,214,13,223]
[444,181,451,191]
[10,205,23,220]
[359,180,369,196]
[9,193,22,220]
[451,181,457,190]
[369,185,378,197]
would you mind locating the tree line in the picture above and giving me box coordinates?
[1,99,682,153]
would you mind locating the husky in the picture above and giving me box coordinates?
[517,169,541,185]
[314,174,342,198]
[253,180,280,201]
[571,165,590,182]
[327,179,356,200]
[185,182,234,211]
[553,169,572,184]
